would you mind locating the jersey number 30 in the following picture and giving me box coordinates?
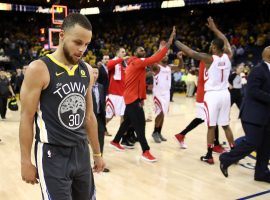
[69,114,80,127]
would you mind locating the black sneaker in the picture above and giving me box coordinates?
[128,134,138,144]
[121,141,135,149]
[200,155,214,164]
[133,136,138,142]
[152,132,162,143]
[158,133,167,141]
[254,176,270,183]
[103,168,110,173]
[128,137,136,144]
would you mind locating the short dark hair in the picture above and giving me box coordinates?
[212,38,224,51]
[116,47,125,55]
[133,46,141,55]
[61,13,92,31]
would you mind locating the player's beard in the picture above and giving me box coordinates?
[63,43,79,65]
[137,52,145,58]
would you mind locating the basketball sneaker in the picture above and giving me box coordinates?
[128,137,137,144]
[200,155,214,164]
[159,133,167,141]
[121,140,135,149]
[213,145,227,154]
[141,150,157,162]
[174,134,187,149]
[109,141,125,151]
[152,132,162,143]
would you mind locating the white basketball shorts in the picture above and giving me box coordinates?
[203,90,231,126]
[106,94,126,118]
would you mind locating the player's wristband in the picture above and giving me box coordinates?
[93,153,102,157]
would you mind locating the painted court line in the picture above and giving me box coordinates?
[237,190,270,200]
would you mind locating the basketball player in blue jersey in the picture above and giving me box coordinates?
[19,13,105,200]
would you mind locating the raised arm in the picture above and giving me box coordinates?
[175,40,213,67]
[107,56,130,71]
[85,64,105,173]
[19,60,48,185]
[140,26,176,67]
[206,17,233,59]
[107,58,123,71]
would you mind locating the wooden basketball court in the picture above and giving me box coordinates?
[0,94,269,200]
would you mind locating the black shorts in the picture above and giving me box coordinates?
[34,141,95,200]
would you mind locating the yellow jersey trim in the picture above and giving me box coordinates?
[47,54,78,76]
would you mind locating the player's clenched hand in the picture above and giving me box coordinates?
[21,162,39,185]
[206,17,217,31]
[177,51,183,59]
[93,157,105,173]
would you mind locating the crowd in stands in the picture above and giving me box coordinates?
[0,13,52,70]
[0,2,268,90]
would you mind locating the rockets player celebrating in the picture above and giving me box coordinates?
[175,17,235,164]
[151,51,182,143]
[106,47,128,123]
[110,27,176,162]
[175,60,225,153]
[106,48,135,147]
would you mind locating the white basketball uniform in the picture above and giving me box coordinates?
[153,64,171,115]
[204,54,231,126]
[105,57,126,118]
[196,102,206,120]
[106,94,125,118]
